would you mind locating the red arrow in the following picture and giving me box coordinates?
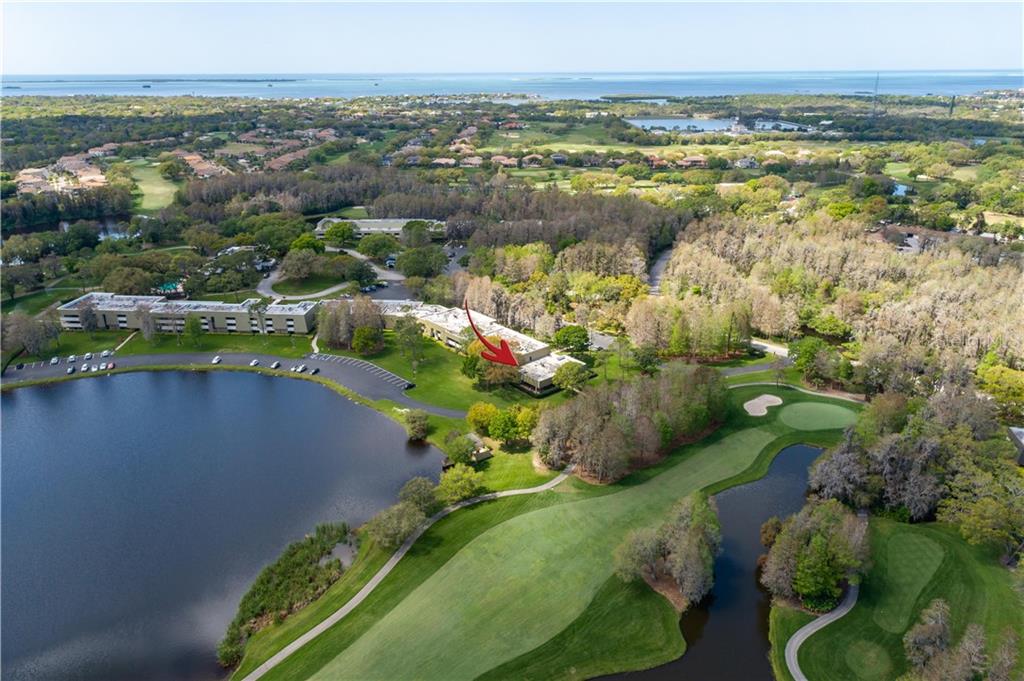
[464,300,519,366]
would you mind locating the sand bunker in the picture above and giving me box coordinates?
[744,394,783,416]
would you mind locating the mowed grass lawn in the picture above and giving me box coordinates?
[15,330,133,363]
[119,332,313,359]
[795,519,1024,681]
[247,386,857,681]
[1,288,80,316]
[273,275,349,296]
[129,158,179,212]
[341,333,549,411]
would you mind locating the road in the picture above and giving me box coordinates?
[2,350,464,418]
[239,466,575,681]
[648,248,674,295]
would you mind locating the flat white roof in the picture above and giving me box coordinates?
[519,353,586,382]
[58,292,318,317]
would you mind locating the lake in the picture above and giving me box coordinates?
[626,117,736,131]
[1,371,443,681]
[602,443,822,681]
[3,71,1021,99]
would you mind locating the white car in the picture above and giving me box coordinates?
[296,364,307,373]
[270,361,281,369]
[84,352,93,360]
[99,363,108,371]
[66,366,75,375]
[211,356,222,364]
[90,365,98,372]
[101,350,111,358]
[67,355,77,363]
[50,356,59,365]
[249,359,259,367]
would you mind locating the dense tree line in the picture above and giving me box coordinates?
[532,364,726,482]
[810,380,1023,560]
[2,186,133,232]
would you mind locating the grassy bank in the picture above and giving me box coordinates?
[769,606,814,681]
[241,386,857,681]
[273,275,349,296]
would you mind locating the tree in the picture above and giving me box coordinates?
[398,477,437,515]
[79,301,98,337]
[102,267,154,295]
[793,533,842,610]
[289,232,325,254]
[138,304,156,342]
[467,402,500,435]
[357,234,400,260]
[281,249,319,280]
[323,221,355,247]
[903,599,951,668]
[352,326,383,355]
[2,313,59,357]
[394,317,425,371]
[553,325,590,354]
[613,528,661,582]
[396,246,447,278]
[437,464,484,505]
[350,296,383,330]
[489,405,537,446]
[446,435,476,465]
[404,409,429,441]
[631,345,660,375]
[364,502,425,549]
[552,362,590,393]
[184,314,204,348]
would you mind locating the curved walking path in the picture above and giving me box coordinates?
[240,468,574,681]
[256,270,356,301]
[784,510,868,681]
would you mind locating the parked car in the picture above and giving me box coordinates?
[90,365,98,372]
[99,363,108,371]
[296,364,307,373]
[270,361,281,369]
[68,355,77,363]
[377,281,389,288]
[108,362,116,370]
[101,350,111,358]
[15,363,24,370]
[249,359,259,367]
[66,366,75,375]
[84,352,93,360]
[211,356,222,364]
[50,356,59,365]
[310,367,320,375]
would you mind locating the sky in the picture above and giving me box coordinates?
[2,1,1022,75]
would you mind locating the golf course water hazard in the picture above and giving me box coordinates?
[1,371,443,681]
[603,443,823,681]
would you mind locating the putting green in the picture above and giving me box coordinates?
[309,428,779,681]
[778,402,857,431]
[872,531,944,633]
[845,640,892,681]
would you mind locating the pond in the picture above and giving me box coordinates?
[626,117,736,132]
[603,443,822,681]
[1,371,443,681]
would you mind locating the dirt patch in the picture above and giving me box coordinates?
[744,394,783,416]
[644,572,688,613]
[532,450,554,475]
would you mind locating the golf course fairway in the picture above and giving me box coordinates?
[256,386,858,681]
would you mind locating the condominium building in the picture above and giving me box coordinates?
[57,293,318,335]
[375,299,585,393]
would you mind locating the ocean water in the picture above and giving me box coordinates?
[2,71,1021,99]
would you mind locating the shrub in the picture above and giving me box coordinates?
[437,463,484,505]
[365,502,425,549]
[351,326,383,355]
[404,409,429,441]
